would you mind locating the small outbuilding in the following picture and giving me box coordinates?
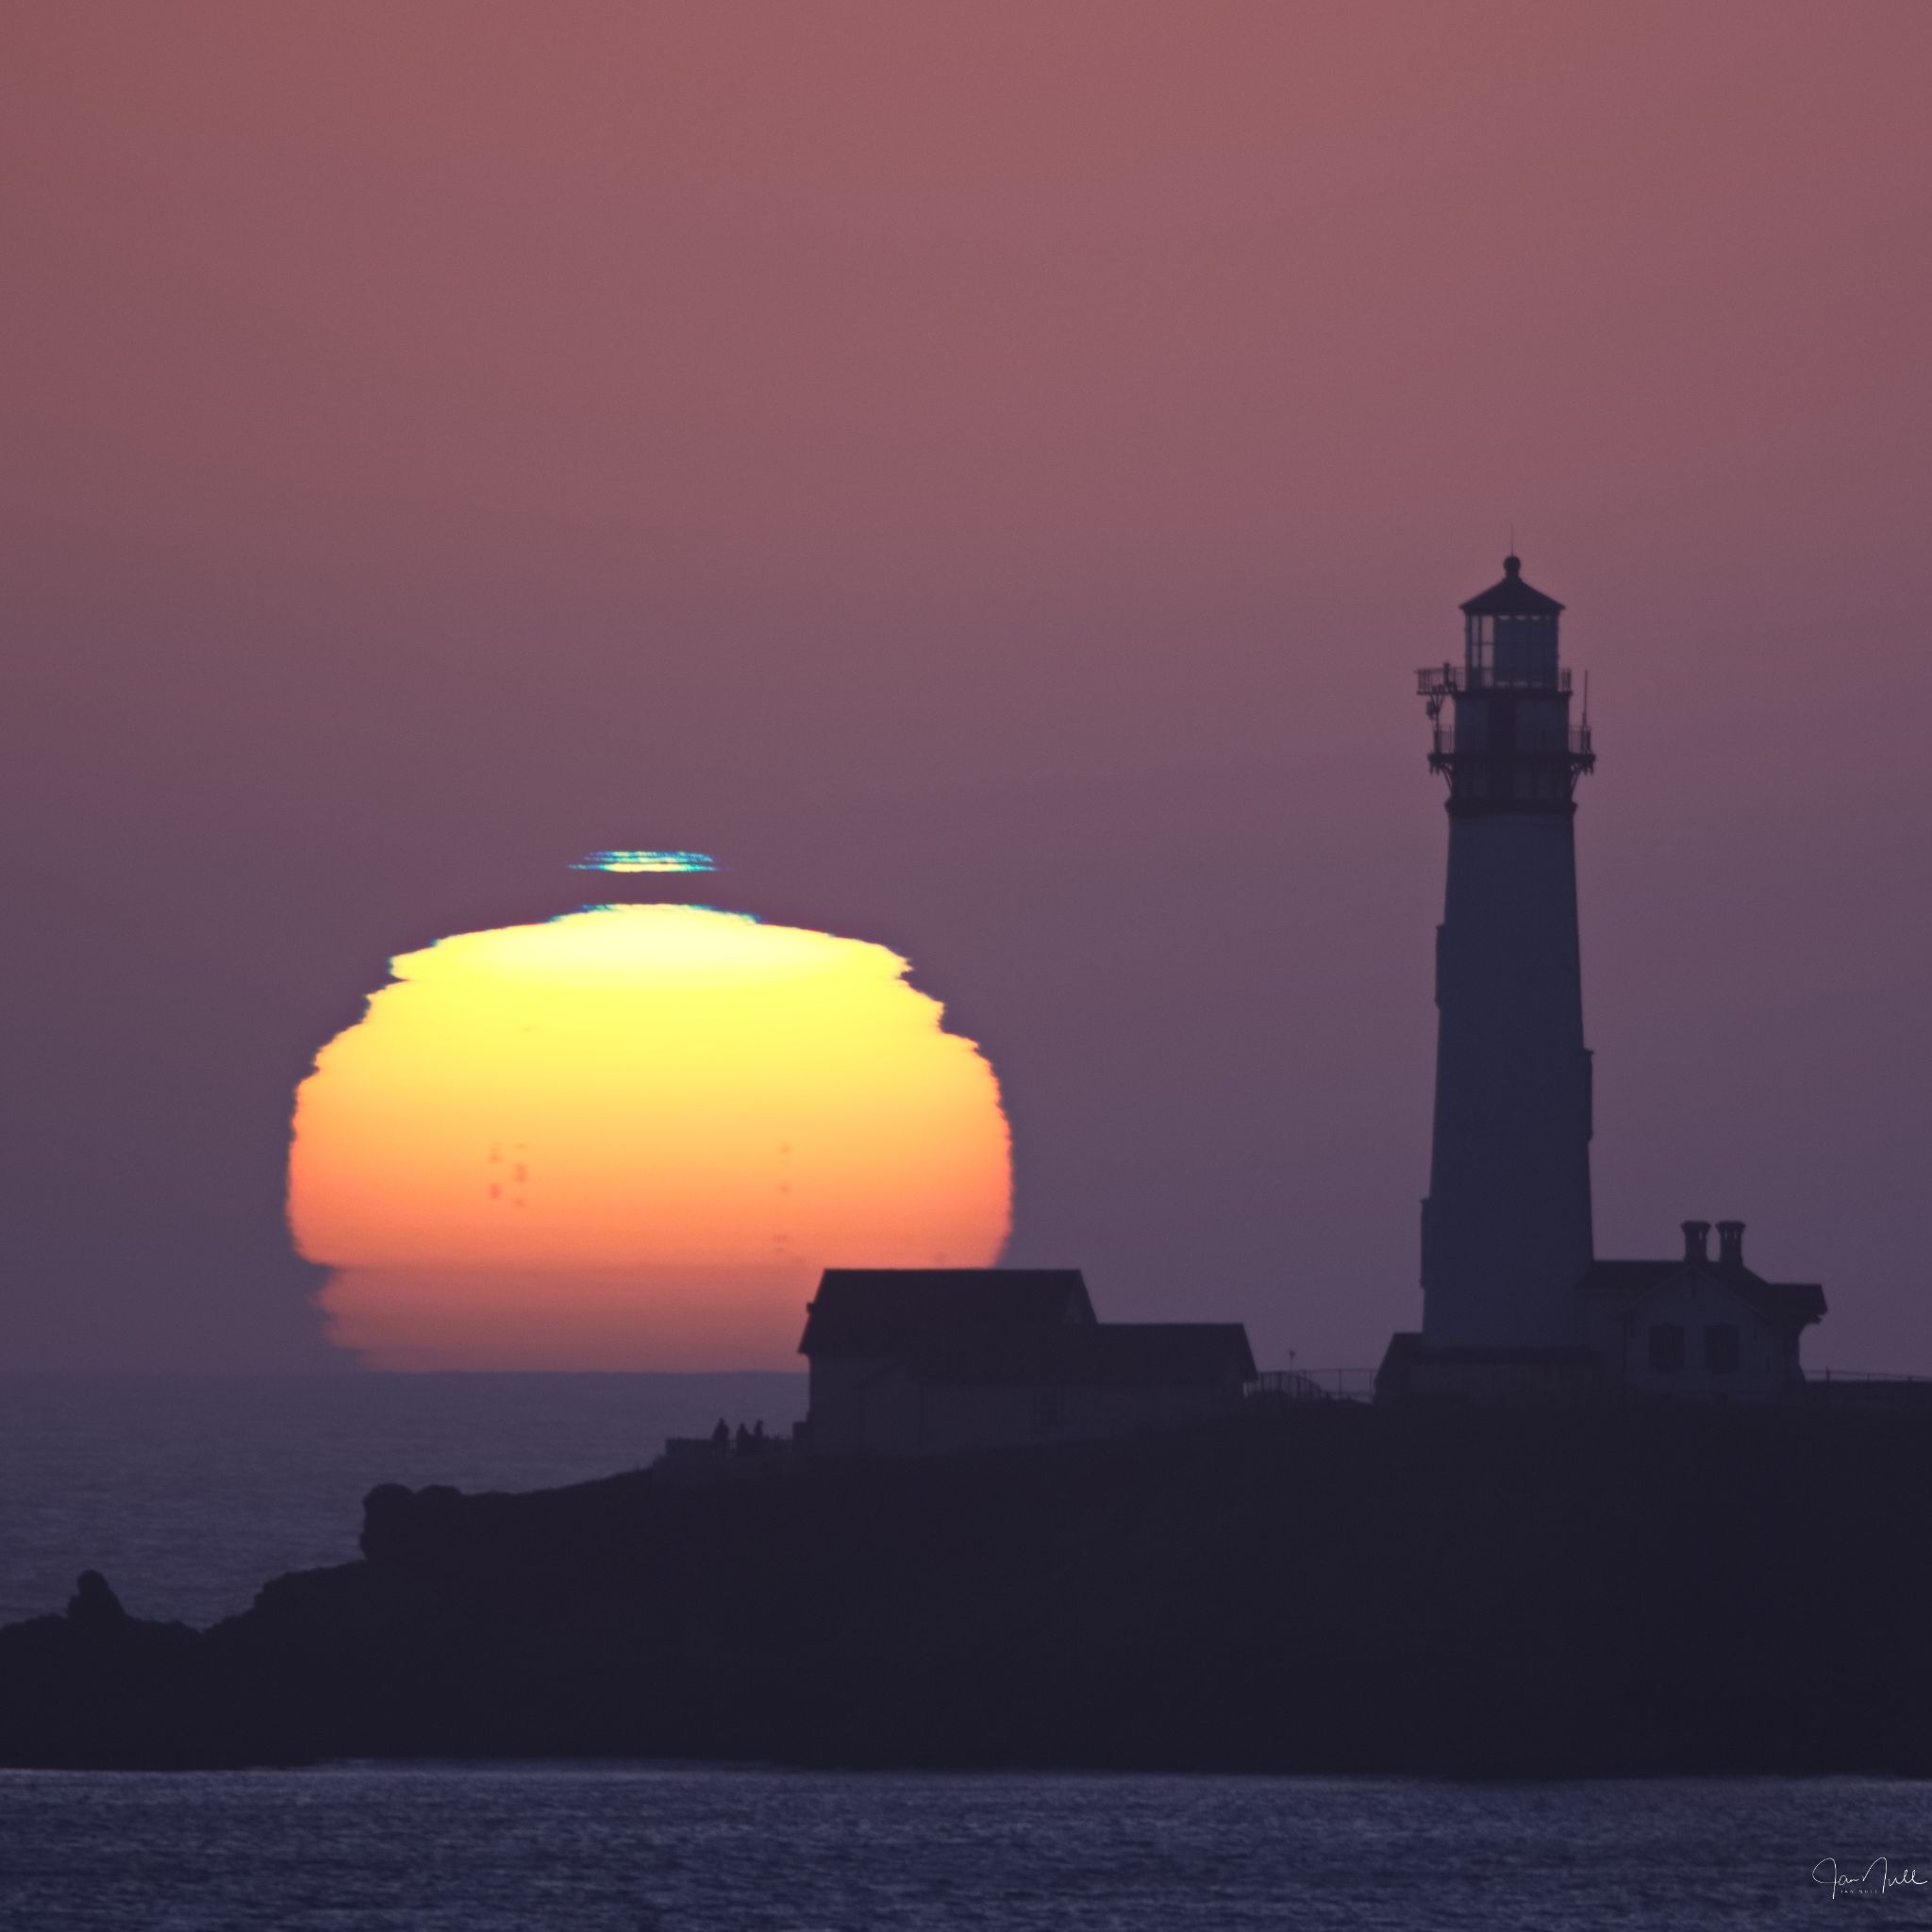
[798,1268,1256,1457]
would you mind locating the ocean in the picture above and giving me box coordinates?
[1,1764,1926,1930]
[2,1376,1926,1929]
[0,1372,808,1628]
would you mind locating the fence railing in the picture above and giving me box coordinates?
[1809,1368,1932,1382]
[1246,1368,1377,1404]
[1417,663,1573,697]
[1798,1369,1932,1407]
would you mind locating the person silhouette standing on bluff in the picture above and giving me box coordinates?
[710,1418,729,1456]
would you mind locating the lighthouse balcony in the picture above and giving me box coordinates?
[1427,725,1594,759]
[1417,663,1573,698]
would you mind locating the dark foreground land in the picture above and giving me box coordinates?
[4,1402,1927,1774]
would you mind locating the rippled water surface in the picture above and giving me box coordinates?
[1,1765,1926,1931]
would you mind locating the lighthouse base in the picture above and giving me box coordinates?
[1374,1333,1604,1407]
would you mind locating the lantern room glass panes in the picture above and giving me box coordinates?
[1469,613,1558,689]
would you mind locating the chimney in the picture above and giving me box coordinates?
[1681,1220,1711,1264]
[1716,1221,1745,1269]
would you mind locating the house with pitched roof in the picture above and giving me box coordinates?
[798,1268,1256,1457]
[1580,1220,1824,1401]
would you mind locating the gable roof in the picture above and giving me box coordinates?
[1460,555,1564,618]
[1580,1258,1825,1329]
[799,1269,1094,1359]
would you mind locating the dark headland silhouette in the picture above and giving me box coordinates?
[5,1399,1932,1774]
[7,558,1927,1774]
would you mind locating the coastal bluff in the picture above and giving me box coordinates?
[3,1402,1927,1774]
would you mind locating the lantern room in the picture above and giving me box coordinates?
[1460,554,1565,688]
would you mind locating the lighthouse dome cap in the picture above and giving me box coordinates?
[1460,554,1565,617]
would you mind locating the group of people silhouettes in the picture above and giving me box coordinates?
[708,1417,775,1457]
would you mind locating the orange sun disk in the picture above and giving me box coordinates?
[288,904,1012,1368]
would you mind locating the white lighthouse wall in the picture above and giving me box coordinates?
[1423,813,1594,1347]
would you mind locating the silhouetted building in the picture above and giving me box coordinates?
[1581,1220,1824,1400]
[1382,560,1827,1403]
[799,1268,1255,1457]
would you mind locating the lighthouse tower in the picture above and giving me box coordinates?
[1416,557,1596,1348]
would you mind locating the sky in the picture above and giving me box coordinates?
[4,1,1929,1373]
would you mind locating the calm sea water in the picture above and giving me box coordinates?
[0,1373,807,1627]
[1,1764,1927,1930]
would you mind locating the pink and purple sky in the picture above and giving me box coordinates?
[5,2,1928,1372]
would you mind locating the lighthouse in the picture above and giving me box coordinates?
[1416,556,1596,1349]
[1377,555,1833,1405]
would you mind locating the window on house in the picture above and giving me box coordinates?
[1648,1324,1685,1372]
[1704,1324,1740,1373]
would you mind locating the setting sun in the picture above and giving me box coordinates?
[288,902,1011,1368]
